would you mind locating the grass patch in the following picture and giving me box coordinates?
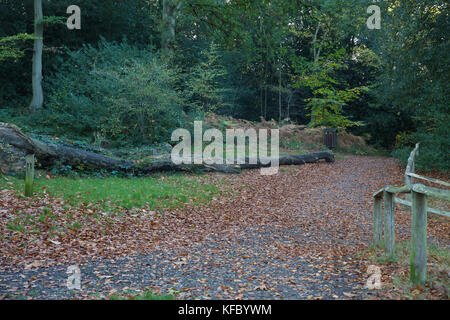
[335,144,383,156]
[280,138,324,155]
[365,241,449,299]
[109,289,174,300]
[0,173,220,211]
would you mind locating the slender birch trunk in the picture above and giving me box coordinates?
[30,0,44,112]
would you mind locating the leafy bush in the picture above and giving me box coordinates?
[184,43,229,113]
[40,40,186,145]
[392,124,450,174]
[292,50,366,129]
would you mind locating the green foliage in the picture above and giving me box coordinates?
[41,40,186,145]
[392,125,450,173]
[0,0,158,111]
[185,42,229,113]
[0,33,35,61]
[38,16,65,26]
[293,51,366,129]
[0,0,447,172]
[372,0,449,172]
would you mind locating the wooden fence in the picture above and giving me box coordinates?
[372,143,450,285]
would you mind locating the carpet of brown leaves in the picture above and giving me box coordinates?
[0,155,448,299]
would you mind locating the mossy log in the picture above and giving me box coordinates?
[0,122,334,174]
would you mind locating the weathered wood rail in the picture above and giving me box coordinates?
[372,144,449,285]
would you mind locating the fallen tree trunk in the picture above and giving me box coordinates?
[0,122,334,174]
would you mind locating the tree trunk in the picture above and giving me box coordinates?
[0,123,334,175]
[161,0,181,54]
[264,86,268,120]
[260,86,263,118]
[287,90,292,120]
[279,66,282,123]
[30,0,44,112]
[313,22,321,64]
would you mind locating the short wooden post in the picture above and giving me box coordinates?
[383,191,395,258]
[25,154,35,197]
[410,190,427,285]
[373,196,383,247]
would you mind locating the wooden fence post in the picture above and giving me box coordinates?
[373,196,383,247]
[25,154,35,197]
[383,191,395,258]
[405,143,419,201]
[410,190,427,285]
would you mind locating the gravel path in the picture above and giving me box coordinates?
[0,228,371,300]
[1,155,445,300]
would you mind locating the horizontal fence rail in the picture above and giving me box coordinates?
[406,172,450,188]
[394,197,450,218]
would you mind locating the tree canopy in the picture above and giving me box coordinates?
[0,0,448,171]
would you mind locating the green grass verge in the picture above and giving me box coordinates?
[0,173,220,211]
[108,290,174,300]
[365,241,449,299]
[279,138,324,155]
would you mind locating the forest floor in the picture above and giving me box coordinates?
[0,155,448,300]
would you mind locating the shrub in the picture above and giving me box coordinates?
[184,42,229,114]
[392,122,450,173]
[41,40,186,145]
